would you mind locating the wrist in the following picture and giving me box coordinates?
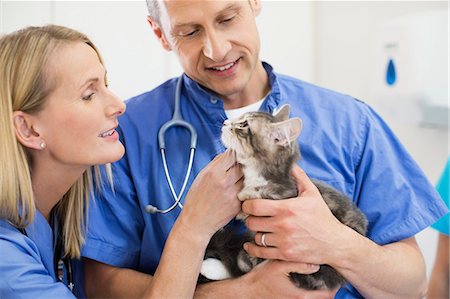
[172,213,214,246]
[195,276,250,299]
[330,223,372,271]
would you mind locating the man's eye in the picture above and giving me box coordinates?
[179,29,199,37]
[186,30,198,37]
[221,16,235,24]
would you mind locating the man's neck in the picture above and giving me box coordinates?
[222,62,270,110]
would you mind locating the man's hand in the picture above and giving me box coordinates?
[195,259,338,299]
[241,164,347,266]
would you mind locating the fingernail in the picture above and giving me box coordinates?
[310,264,320,271]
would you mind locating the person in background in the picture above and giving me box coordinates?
[82,1,448,298]
[0,24,245,299]
[428,158,450,299]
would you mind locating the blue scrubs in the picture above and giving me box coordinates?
[82,62,447,298]
[0,210,85,298]
[432,158,450,235]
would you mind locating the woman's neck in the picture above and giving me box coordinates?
[31,158,86,222]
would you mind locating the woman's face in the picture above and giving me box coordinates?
[33,41,125,167]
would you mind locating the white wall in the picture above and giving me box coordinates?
[313,0,449,279]
[258,1,314,82]
[0,0,315,100]
[1,0,448,283]
[0,0,180,100]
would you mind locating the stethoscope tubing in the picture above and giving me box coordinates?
[146,75,197,214]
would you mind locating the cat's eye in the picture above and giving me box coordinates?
[239,121,248,128]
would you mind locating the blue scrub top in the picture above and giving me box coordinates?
[82,62,447,298]
[431,158,450,235]
[0,210,85,298]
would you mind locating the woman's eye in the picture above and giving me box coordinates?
[81,93,95,101]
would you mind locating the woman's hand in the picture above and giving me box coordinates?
[178,150,243,238]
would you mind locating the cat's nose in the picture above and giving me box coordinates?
[223,119,231,126]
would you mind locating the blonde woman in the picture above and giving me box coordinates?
[0,24,125,297]
[0,25,244,298]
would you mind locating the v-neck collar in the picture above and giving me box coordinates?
[23,209,57,278]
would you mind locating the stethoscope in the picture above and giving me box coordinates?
[53,225,74,292]
[145,75,198,214]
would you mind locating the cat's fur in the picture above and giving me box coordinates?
[199,105,368,290]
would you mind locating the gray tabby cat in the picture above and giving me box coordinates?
[199,104,368,290]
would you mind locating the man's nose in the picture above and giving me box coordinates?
[202,30,231,62]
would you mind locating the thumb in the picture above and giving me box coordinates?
[291,164,318,195]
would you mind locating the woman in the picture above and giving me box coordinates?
[0,25,243,298]
[0,24,126,297]
[428,158,449,299]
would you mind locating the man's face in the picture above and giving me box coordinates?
[157,0,262,101]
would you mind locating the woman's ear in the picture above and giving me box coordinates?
[13,111,44,150]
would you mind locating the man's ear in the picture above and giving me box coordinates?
[147,16,172,51]
[13,111,43,150]
[249,0,261,16]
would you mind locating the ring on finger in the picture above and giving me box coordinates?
[261,233,268,247]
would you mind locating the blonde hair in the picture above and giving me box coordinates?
[0,25,111,258]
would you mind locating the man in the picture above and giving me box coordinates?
[82,0,448,298]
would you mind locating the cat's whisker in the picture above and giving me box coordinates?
[282,126,291,147]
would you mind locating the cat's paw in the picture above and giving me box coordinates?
[237,250,259,273]
[238,189,256,201]
[235,212,248,221]
[200,258,232,281]
[237,192,249,202]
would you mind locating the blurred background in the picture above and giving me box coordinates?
[1,0,448,281]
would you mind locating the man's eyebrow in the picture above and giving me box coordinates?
[218,3,242,15]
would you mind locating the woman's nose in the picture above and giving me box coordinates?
[106,90,126,117]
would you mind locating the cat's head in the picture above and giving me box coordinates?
[221,104,302,163]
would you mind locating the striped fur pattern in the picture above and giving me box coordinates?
[200,105,367,290]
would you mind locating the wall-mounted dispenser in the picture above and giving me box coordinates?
[369,10,448,127]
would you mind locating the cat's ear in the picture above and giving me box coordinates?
[273,104,291,121]
[270,117,302,146]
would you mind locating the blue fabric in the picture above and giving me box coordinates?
[0,210,85,298]
[82,62,447,298]
[431,158,450,236]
